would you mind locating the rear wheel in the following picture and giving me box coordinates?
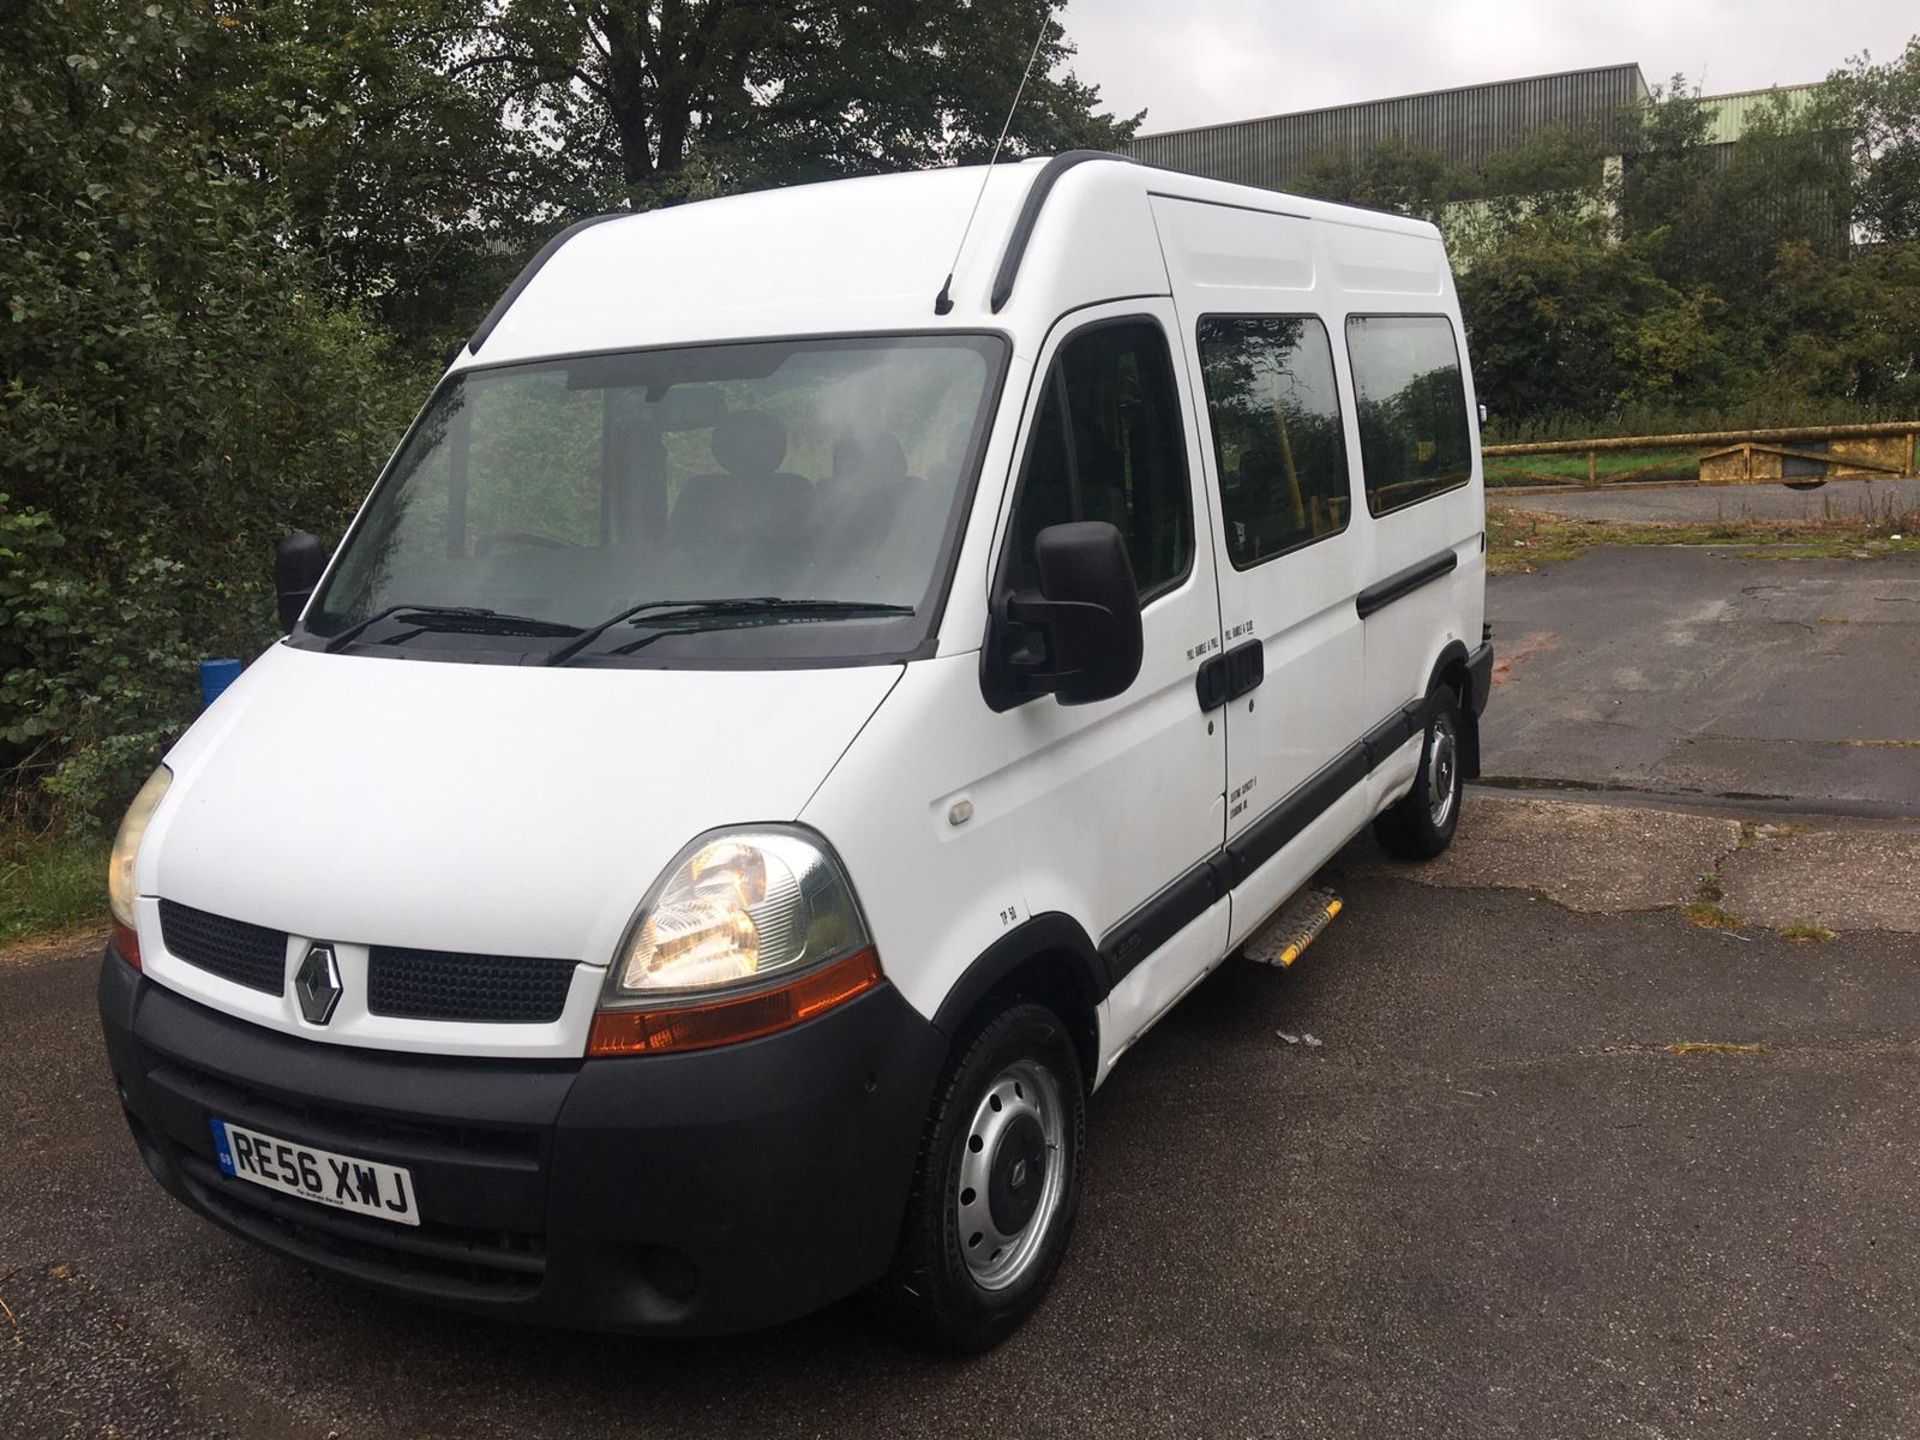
[1373,682,1464,860]
[874,1001,1086,1352]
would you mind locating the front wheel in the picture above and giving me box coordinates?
[1373,682,1464,860]
[874,1001,1086,1352]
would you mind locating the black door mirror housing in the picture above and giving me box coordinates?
[985,521,1144,710]
[274,532,327,631]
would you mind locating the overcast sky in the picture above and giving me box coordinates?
[1059,1,1918,136]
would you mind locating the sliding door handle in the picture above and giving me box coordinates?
[1225,638,1264,701]
[1196,652,1231,712]
[1198,638,1265,711]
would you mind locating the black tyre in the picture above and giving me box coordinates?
[874,1001,1087,1352]
[1373,682,1464,860]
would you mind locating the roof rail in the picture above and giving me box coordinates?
[989,151,1137,314]
[467,213,625,356]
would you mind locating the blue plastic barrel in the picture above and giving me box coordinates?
[199,658,244,709]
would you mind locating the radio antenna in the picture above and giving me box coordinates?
[934,11,1051,315]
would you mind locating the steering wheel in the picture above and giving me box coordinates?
[474,529,580,557]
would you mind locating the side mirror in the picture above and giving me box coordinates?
[987,521,1144,709]
[274,531,327,631]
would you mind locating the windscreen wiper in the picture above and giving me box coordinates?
[322,604,582,653]
[548,597,915,666]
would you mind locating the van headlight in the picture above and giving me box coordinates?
[109,765,171,926]
[589,828,883,1056]
[108,765,171,964]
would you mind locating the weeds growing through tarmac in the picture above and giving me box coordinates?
[1489,503,1920,574]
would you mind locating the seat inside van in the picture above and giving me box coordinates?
[671,409,812,543]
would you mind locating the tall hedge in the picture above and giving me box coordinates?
[1,1,417,823]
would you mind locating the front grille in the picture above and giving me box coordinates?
[160,900,287,995]
[368,947,578,1024]
[156,899,577,1024]
[175,1149,545,1295]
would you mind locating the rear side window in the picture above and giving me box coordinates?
[1003,319,1192,601]
[1197,316,1351,568]
[1345,316,1472,517]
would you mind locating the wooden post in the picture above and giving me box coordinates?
[1587,450,1597,487]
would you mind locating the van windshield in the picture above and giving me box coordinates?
[301,334,1007,666]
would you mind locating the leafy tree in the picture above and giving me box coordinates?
[1762,239,1920,409]
[1291,139,1472,224]
[1612,76,1723,287]
[464,0,1142,210]
[1,0,412,820]
[190,0,551,361]
[1456,216,1740,422]
[1828,38,1920,243]
[1479,122,1611,199]
[1612,78,1853,303]
[1704,91,1855,299]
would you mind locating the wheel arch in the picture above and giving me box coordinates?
[930,913,1107,1083]
[1424,638,1479,779]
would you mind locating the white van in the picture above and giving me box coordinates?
[99,153,1492,1351]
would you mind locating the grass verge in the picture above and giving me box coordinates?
[1,825,107,949]
[1485,448,1696,488]
[1488,507,1920,575]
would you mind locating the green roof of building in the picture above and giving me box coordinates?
[1697,83,1826,144]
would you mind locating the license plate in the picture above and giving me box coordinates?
[209,1118,420,1227]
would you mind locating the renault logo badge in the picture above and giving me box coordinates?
[294,943,343,1026]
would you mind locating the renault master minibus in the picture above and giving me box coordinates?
[99,152,1493,1351]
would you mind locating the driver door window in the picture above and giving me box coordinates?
[1002,319,1193,604]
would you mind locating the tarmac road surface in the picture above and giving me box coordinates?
[1483,546,1920,812]
[5,794,1920,1439]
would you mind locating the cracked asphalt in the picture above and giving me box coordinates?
[6,544,1920,1437]
[9,796,1920,1438]
[1483,546,1920,811]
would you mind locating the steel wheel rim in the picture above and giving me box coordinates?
[1428,711,1459,829]
[955,1059,1066,1291]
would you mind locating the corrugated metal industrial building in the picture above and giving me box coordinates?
[1125,64,1826,194]
[1128,64,1653,190]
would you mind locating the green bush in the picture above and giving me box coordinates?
[1,2,421,826]
[0,500,202,821]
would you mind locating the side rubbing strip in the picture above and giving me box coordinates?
[990,151,1137,314]
[1355,549,1459,620]
[468,213,624,355]
[1227,747,1368,885]
[1098,696,1440,980]
[1361,707,1418,771]
[1100,859,1223,987]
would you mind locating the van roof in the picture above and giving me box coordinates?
[460,156,1443,368]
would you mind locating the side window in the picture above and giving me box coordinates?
[1197,316,1351,568]
[1004,320,1192,602]
[1345,316,1473,517]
